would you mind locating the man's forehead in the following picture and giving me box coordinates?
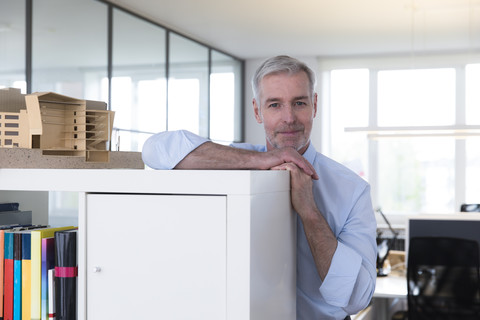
[261,71,309,83]
[259,72,312,100]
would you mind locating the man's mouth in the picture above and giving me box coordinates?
[277,128,303,136]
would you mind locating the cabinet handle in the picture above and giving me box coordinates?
[92,267,102,273]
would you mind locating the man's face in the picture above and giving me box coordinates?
[253,71,317,155]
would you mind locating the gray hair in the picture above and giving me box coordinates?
[251,55,317,102]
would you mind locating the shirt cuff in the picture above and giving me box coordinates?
[319,241,362,307]
[142,130,209,169]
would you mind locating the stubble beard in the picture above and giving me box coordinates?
[266,126,309,153]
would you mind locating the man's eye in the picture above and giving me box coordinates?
[269,103,280,108]
[295,101,306,106]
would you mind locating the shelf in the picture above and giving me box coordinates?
[345,125,480,139]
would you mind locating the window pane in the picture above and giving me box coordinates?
[112,8,167,140]
[210,51,241,143]
[168,33,208,136]
[48,191,78,226]
[168,78,200,133]
[466,137,480,203]
[378,69,455,126]
[329,69,369,178]
[378,138,455,214]
[0,0,26,92]
[112,129,152,153]
[466,64,480,125]
[32,0,107,100]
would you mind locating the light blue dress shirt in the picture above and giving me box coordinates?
[142,130,377,320]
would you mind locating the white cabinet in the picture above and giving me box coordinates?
[0,169,295,320]
[86,194,227,319]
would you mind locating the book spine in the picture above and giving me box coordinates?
[30,232,42,320]
[13,234,22,320]
[54,231,77,320]
[41,238,55,320]
[48,269,55,320]
[21,233,32,320]
[31,227,74,320]
[4,232,14,320]
[0,230,5,319]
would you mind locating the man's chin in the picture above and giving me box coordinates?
[274,141,308,152]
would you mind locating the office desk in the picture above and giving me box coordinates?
[372,274,407,319]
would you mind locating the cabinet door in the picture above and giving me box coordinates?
[86,194,227,320]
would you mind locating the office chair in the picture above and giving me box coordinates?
[460,203,480,212]
[404,237,480,320]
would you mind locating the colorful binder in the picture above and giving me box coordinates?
[30,227,74,320]
[0,226,32,320]
[48,269,55,320]
[0,229,6,319]
[4,230,15,320]
[54,229,77,320]
[41,238,55,320]
[21,232,32,320]
[13,233,22,320]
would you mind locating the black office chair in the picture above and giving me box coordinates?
[405,237,480,320]
[460,204,480,212]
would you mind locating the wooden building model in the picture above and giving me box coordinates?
[0,88,115,162]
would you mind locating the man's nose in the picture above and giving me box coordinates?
[282,105,296,123]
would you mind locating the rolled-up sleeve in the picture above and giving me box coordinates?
[142,130,209,169]
[319,242,362,307]
[318,184,377,314]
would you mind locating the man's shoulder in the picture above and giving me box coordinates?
[314,153,368,186]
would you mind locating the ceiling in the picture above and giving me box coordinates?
[107,0,480,60]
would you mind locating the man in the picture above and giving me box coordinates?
[142,55,377,319]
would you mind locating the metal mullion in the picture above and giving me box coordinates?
[368,70,379,209]
[107,5,113,111]
[26,0,32,94]
[207,48,212,139]
[165,31,170,131]
[455,66,467,210]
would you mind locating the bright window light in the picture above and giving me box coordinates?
[466,64,480,125]
[210,72,235,143]
[378,69,455,126]
[168,79,200,134]
[329,69,369,178]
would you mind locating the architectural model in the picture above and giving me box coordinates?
[0,88,114,162]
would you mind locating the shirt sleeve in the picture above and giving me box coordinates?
[142,130,209,169]
[318,184,377,314]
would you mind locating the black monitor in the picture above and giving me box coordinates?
[407,213,480,258]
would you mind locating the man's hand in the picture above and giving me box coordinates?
[271,162,316,215]
[262,147,319,180]
[176,142,318,180]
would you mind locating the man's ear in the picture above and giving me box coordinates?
[313,93,318,118]
[253,98,263,124]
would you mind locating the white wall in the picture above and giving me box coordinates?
[243,56,322,150]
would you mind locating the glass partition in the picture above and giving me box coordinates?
[168,33,209,136]
[111,8,167,151]
[210,51,242,144]
[31,0,107,100]
[1,0,243,152]
[0,0,26,92]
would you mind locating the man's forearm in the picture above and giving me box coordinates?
[175,141,263,169]
[301,208,338,280]
[176,141,318,179]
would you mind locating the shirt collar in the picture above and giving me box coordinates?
[302,142,316,165]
